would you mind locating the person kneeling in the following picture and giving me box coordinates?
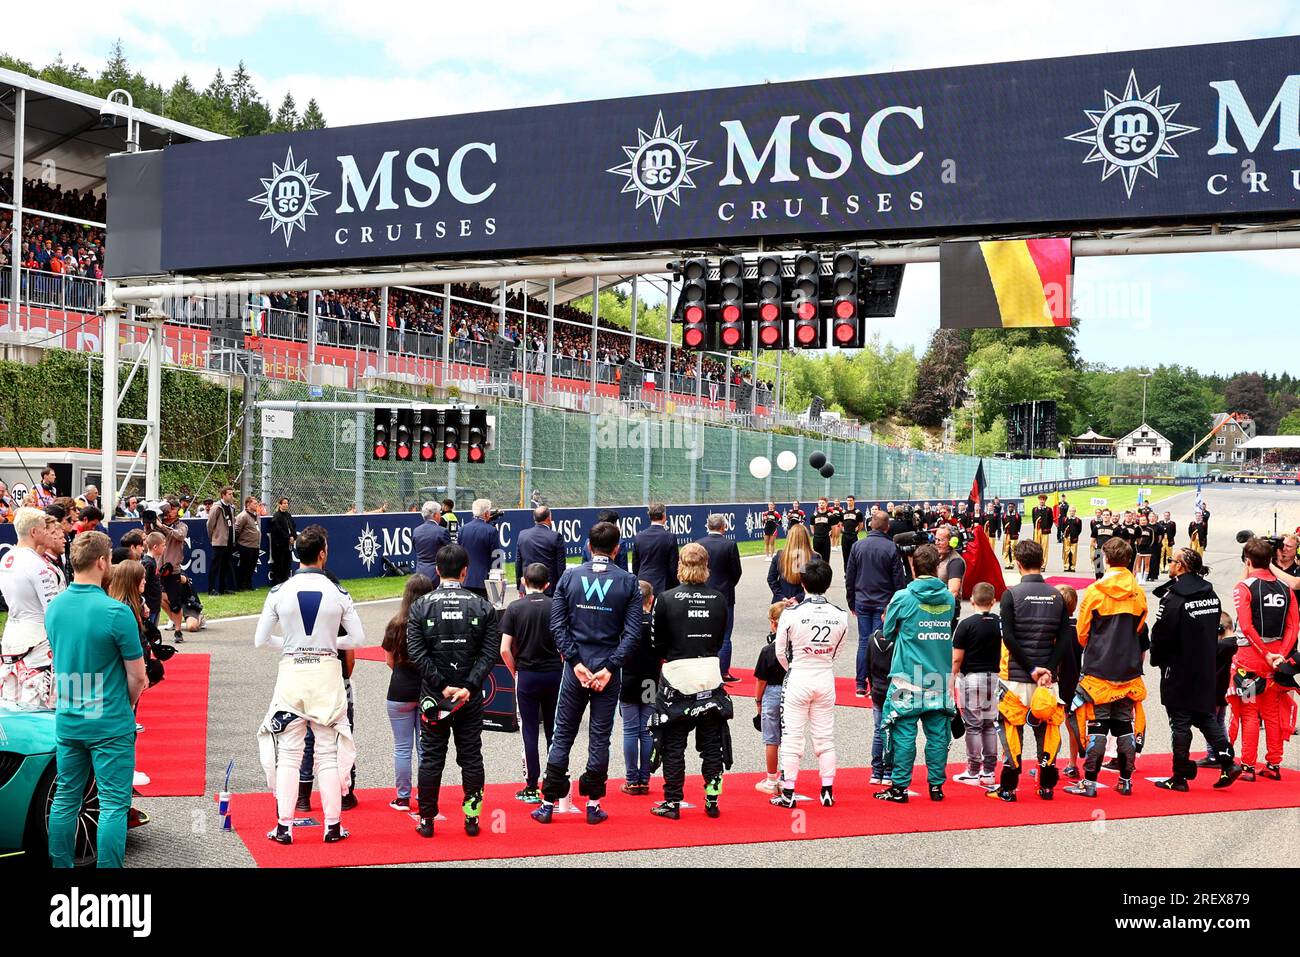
[647,544,732,819]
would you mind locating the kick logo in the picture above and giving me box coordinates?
[354,522,381,571]
[1064,70,1197,198]
[581,576,613,602]
[607,111,712,223]
[249,146,330,246]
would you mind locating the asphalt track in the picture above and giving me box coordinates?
[120,483,1300,867]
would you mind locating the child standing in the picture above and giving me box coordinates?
[752,602,788,794]
[1054,584,1083,779]
[619,581,660,795]
[951,582,1002,787]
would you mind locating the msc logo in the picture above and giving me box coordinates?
[607,111,712,224]
[249,147,331,246]
[354,522,381,571]
[1065,70,1197,199]
[581,576,613,602]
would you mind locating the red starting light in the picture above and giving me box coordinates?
[795,324,818,345]
[468,446,484,463]
[796,300,817,320]
[759,302,779,322]
[759,324,781,345]
[445,445,458,461]
[373,444,387,458]
[721,326,742,346]
[835,299,856,319]
[684,326,704,347]
[721,303,741,322]
[420,445,433,460]
[397,445,410,460]
[834,322,856,343]
[684,304,704,324]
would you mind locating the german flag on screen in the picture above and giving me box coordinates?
[940,238,1072,329]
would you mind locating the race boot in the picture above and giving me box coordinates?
[1037,786,1054,801]
[463,790,483,836]
[770,787,797,809]
[929,784,944,802]
[986,787,1017,803]
[266,823,292,845]
[323,823,349,843]
[586,802,608,825]
[1214,763,1244,789]
[1240,764,1257,782]
[1262,763,1282,780]
[531,803,554,824]
[340,789,359,812]
[705,775,723,818]
[515,785,541,803]
[416,817,435,838]
[1116,777,1133,796]
[819,785,834,808]
[1154,776,1189,792]
[1064,779,1098,798]
[295,780,312,813]
[650,801,681,820]
[873,785,908,803]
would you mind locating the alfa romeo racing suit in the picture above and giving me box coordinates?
[0,545,63,709]
[775,594,849,789]
[405,580,501,822]
[255,567,366,831]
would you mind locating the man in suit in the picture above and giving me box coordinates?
[412,501,449,583]
[633,502,678,596]
[516,505,566,596]
[458,499,500,600]
[207,485,237,596]
[696,513,743,683]
[583,509,630,570]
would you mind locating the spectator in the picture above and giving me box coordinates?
[380,574,435,811]
[845,511,907,697]
[45,531,146,867]
[268,497,297,585]
[695,513,743,683]
[234,496,262,591]
[207,486,237,596]
[34,466,58,509]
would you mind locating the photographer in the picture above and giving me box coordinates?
[155,502,189,632]
[933,524,966,620]
[1229,536,1299,780]
[458,498,500,600]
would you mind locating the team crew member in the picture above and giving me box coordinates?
[1188,511,1208,557]
[1150,548,1242,791]
[1064,537,1149,798]
[987,540,1072,802]
[1091,508,1117,580]
[1061,507,1083,573]
[0,508,64,709]
[839,497,864,569]
[1031,494,1054,568]
[255,526,365,845]
[1002,505,1022,570]
[876,544,957,804]
[845,512,908,697]
[761,502,782,557]
[648,544,731,819]
[1229,536,1299,781]
[784,501,806,529]
[810,498,834,564]
[770,558,848,809]
[1161,511,1177,574]
[536,522,642,825]
[406,544,501,838]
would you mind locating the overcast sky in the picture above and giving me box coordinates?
[9,2,1300,373]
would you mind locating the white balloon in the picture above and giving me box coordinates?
[776,450,797,472]
[749,456,772,480]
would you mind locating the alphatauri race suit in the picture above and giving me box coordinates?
[405,581,501,821]
[0,545,63,709]
[648,584,731,804]
[255,568,366,830]
[774,595,849,789]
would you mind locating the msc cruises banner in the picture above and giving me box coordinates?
[138,35,1300,273]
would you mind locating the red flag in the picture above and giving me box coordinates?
[961,525,1007,601]
[967,460,987,509]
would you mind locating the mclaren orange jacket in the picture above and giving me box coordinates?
[1077,566,1149,684]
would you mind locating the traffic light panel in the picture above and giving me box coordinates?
[680,257,709,349]
[419,409,437,461]
[755,254,786,350]
[717,255,746,350]
[791,253,823,347]
[394,407,414,461]
[830,250,863,347]
[442,409,462,462]
[467,410,487,463]
[372,408,393,460]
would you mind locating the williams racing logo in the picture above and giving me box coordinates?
[354,522,381,571]
[1065,70,1197,199]
[249,147,331,246]
[607,111,712,224]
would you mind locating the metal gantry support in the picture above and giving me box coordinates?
[99,290,164,515]
[7,88,24,334]
[544,279,555,397]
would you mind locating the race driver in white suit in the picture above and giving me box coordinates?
[255,525,366,845]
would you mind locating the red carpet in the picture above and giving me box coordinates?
[134,653,210,796]
[724,667,870,709]
[354,646,386,663]
[1045,575,1096,591]
[228,754,1298,867]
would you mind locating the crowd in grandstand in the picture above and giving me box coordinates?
[0,176,105,285]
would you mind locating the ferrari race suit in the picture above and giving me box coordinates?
[0,545,63,709]
[255,567,365,831]
[775,594,849,789]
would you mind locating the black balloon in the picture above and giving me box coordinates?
[809,451,827,469]
[819,463,835,478]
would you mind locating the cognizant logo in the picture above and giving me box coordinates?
[581,577,613,602]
